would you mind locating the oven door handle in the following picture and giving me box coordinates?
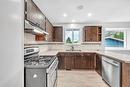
[47,59,59,73]
[51,61,59,71]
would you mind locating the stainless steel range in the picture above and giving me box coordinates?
[24,47,58,87]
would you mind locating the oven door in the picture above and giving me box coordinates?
[47,58,58,87]
[47,69,57,87]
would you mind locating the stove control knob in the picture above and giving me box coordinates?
[33,74,38,78]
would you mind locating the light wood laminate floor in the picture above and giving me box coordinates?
[57,70,109,87]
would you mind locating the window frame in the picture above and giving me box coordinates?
[64,28,81,44]
[104,28,127,50]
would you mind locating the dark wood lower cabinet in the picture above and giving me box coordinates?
[74,53,82,69]
[95,54,102,76]
[121,63,130,87]
[57,52,96,70]
[83,53,95,69]
[74,53,95,69]
[57,53,66,69]
[65,54,75,70]
[58,52,130,87]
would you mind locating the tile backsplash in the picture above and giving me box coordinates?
[47,44,101,51]
[24,33,35,43]
[24,33,102,52]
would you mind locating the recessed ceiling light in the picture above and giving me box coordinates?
[88,13,92,17]
[70,24,76,28]
[72,19,76,22]
[63,13,68,17]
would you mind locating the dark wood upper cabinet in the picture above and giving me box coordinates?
[53,26,63,42]
[45,19,54,42]
[25,0,63,42]
[25,0,46,30]
[83,26,102,42]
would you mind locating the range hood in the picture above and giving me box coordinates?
[24,20,49,35]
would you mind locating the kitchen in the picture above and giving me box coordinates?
[0,0,130,87]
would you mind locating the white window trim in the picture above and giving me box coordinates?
[64,28,81,44]
[105,28,127,50]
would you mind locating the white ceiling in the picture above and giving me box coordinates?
[33,0,130,24]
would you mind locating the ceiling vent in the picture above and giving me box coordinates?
[77,5,84,10]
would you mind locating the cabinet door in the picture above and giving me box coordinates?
[83,26,101,42]
[26,0,40,26]
[82,53,95,69]
[53,26,63,42]
[79,53,88,69]
[91,27,98,41]
[96,54,102,76]
[86,26,98,42]
[26,0,45,29]
[65,53,75,70]
[26,0,37,23]
[40,14,46,30]
[57,53,66,69]
[74,53,82,69]
[46,19,53,42]
[35,19,53,41]
[82,53,90,69]
[74,53,95,69]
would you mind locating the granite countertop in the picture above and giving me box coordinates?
[39,50,130,63]
[24,55,57,69]
[39,50,59,56]
[39,50,97,56]
[97,51,130,63]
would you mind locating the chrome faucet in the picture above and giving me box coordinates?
[70,45,74,51]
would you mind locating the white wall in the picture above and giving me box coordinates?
[55,22,130,50]
[0,0,24,87]
[126,29,130,50]
[54,22,130,28]
[25,22,130,51]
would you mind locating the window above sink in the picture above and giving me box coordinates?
[64,29,80,44]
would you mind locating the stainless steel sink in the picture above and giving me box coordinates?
[66,45,81,52]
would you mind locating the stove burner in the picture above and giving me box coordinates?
[24,56,56,66]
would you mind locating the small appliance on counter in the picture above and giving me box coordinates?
[24,47,58,87]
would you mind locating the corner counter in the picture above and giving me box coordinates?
[39,50,130,87]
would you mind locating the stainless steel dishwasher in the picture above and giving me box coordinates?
[102,56,121,87]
